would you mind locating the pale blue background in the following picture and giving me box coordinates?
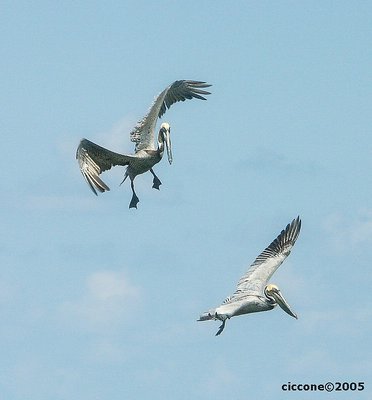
[1,1,371,399]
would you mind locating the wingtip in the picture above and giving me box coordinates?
[287,216,301,233]
[293,216,302,232]
[285,216,302,243]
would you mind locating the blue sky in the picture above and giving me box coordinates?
[1,1,372,399]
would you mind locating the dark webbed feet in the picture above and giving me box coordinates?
[129,180,139,209]
[215,320,226,336]
[129,193,139,209]
[150,168,162,190]
[152,176,162,190]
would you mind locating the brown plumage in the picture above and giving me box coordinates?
[76,80,211,208]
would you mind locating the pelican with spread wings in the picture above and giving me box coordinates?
[76,80,211,208]
[198,217,301,336]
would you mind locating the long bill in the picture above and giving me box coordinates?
[165,133,172,164]
[197,312,214,321]
[271,289,298,319]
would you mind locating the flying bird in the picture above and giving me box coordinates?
[198,217,301,336]
[76,80,211,208]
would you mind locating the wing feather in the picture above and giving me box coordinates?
[130,80,211,152]
[228,217,301,301]
[76,139,135,195]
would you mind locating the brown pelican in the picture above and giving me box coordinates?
[198,217,301,336]
[76,80,211,208]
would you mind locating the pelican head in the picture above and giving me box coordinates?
[264,284,298,319]
[159,122,172,164]
[197,310,216,321]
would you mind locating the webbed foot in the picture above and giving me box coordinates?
[215,319,226,336]
[152,176,162,190]
[129,194,139,209]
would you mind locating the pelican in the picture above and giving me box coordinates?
[76,80,211,208]
[198,217,301,336]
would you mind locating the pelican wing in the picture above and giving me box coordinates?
[76,139,135,195]
[228,217,301,301]
[130,80,211,152]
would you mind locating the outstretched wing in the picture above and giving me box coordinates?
[76,139,135,195]
[130,80,211,152]
[226,217,301,302]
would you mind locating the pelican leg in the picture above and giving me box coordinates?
[120,171,129,186]
[150,168,162,190]
[215,320,226,336]
[129,179,139,209]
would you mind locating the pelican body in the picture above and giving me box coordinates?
[76,80,211,208]
[198,217,301,336]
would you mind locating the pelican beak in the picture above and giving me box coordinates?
[165,132,172,165]
[271,288,298,319]
[197,311,214,321]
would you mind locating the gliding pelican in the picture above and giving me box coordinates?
[76,80,211,208]
[198,217,301,336]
